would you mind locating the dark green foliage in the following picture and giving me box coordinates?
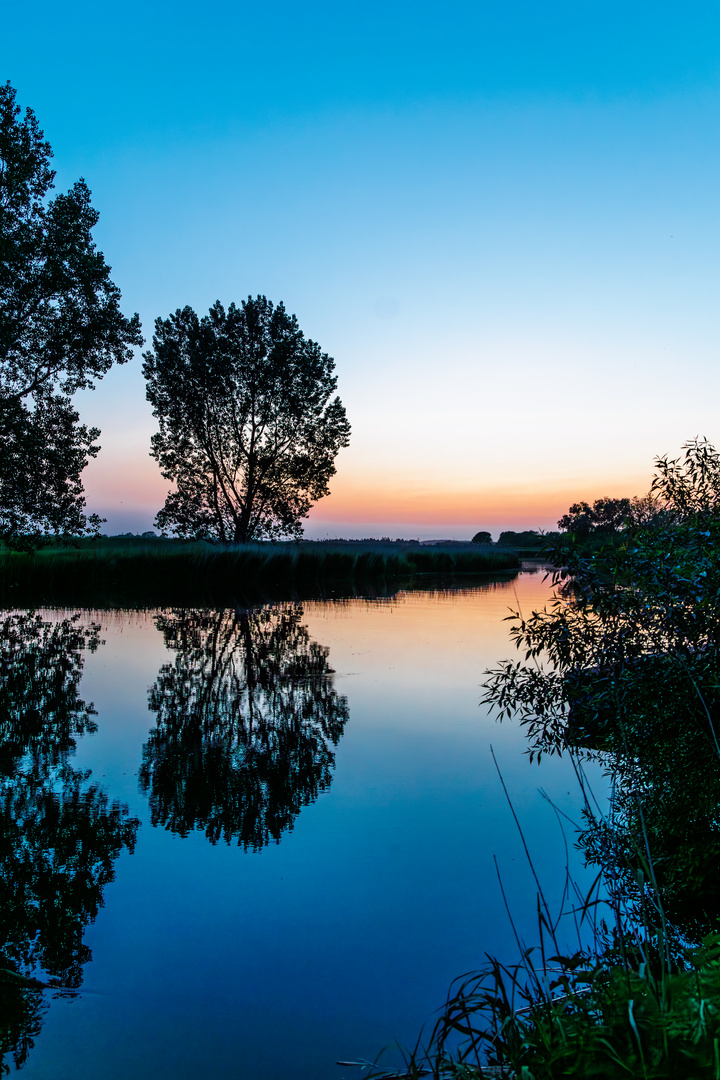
[471,531,492,544]
[416,934,720,1079]
[485,440,720,933]
[143,297,350,542]
[0,538,520,606]
[0,82,141,541]
[140,606,349,849]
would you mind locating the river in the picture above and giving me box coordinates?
[1,569,598,1079]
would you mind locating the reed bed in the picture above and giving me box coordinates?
[0,539,520,607]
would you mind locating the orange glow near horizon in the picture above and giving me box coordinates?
[81,435,656,536]
[306,470,654,530]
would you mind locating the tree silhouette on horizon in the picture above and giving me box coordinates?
[143,297,350,542]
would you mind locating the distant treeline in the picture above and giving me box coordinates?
[472,529,560,548]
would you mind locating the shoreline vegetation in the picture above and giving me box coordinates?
[0,536,522,607]
[372,441,720,1079]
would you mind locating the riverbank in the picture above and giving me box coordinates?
[0,538,520,606]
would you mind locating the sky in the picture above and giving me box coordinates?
[3,1,720,538]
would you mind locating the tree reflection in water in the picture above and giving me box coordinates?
[0,613,139,1074]
[141,606,349,850]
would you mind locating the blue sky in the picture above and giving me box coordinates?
[4,2,719,536]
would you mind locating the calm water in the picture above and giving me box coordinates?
[2,571,598,1079]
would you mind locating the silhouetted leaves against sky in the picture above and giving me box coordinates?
[0,82,142,539]
[143,296,350,542]
[141,606,349,850]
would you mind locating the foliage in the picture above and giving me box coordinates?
[414,932,720,1079]
[557,494,658,538]
[0,538,520,606]
[471,531,492,544]
[0,395,105,544]
[143,296,351,542]
[0,611,100,774]
[0,81,142,541]
[485,439,720,930]
[0,78,142,540]
[497,530,546,548]
[651,436,720,518]
[373,439,720,1080]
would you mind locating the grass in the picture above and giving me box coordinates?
[0,537,520,606]
[358,754,720,1080]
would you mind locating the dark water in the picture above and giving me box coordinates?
[1,572,597,1079]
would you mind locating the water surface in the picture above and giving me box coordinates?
[2,572,596,1079]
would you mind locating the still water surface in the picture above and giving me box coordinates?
[3,571,596,1079]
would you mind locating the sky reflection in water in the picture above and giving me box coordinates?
[2,571,598,1079]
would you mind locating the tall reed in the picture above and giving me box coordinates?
[0,540,520,606]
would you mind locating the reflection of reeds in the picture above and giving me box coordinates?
[359,726,720,1080]
[0,539,520,606]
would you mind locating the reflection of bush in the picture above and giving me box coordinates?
[0,613,138,1074]
[140,606,349,850]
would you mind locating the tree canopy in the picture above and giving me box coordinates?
[0,81,142,539]
[557,496,632,537]
[143,296,351,542]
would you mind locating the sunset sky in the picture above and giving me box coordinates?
[4,2,719,538]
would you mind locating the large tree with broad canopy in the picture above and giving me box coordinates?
[143,296,351,542]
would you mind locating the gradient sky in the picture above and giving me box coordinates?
[4,2,719,537]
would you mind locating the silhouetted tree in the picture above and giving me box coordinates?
[140,606,349,850]
[497,530,543,547]
[471,531,492,544]
[0,82,142,540]
[0,612,138,1072]
[143,297,350,541]
[557,496,632,537]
